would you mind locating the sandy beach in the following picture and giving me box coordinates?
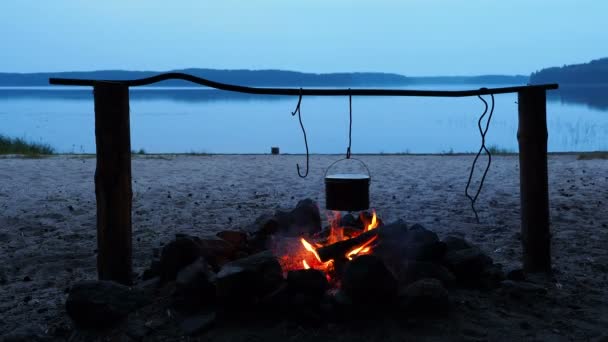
[0,154,607,341]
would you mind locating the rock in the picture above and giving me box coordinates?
[443,247,493,286]
[245,213,279,252]
[375,221,446,263]
[399,278,449,314]
[499,280,547,299]
[341,255,398,306]
[142,259,161,280]
[287,269,329,298]
[215,251,284,306]
[258,282,290,313]
[3,324,47,341]
[172,258,216,313]
[159,236,203,282]
[179,312,216,336]
[256,213,281,234]
[0,268,7,285]
[125,319,150,340]
[65,280,151,329]
[442,235,472,252]
[479,264,505,289]
[391,260,456,288]
[340,213,361,229]
[408,224,440,245]
[198,238,236,271]
[216,230,248,250]
[506,267,526,281]
[288,199,322,236]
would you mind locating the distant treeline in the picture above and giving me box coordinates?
[0,68,527,87]
[530,57,608,84]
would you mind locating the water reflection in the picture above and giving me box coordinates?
[547,85,608,111]
[0,85,606,153]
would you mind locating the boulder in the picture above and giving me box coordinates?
[198,238,237,271]
[443,247,493,286]
[287,269,329,298]
[499,280,547,299]
[245,213,280,251]
[142,259,161,280]
[172,258,216,313]
[506,267,526,281]
[179,312,216,336]
[159,236,203,283]
[391,260,456,288]
[65,280,151,329]
[442,235,472,252]
[215,251,284,306]
[375,222,446,263]
[341,255,398,306]
[216,230,248,250]
[399,278,449,314]
[287,199,322,236]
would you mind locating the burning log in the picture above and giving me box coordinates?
[316,227,379,262]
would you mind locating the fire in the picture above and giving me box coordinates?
[365,210,379,231]
[298,210,380,275]
[300,237,322,262]
[346,235,378,260]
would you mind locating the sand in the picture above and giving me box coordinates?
[0,154,607,341]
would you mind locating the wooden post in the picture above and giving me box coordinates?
[93,84,133,285]
[517,89,551,273]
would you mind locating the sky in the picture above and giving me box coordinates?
[1,0,607,76]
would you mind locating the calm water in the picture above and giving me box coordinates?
[0,85,606,153]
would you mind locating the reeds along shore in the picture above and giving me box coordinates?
[0,134,54,155]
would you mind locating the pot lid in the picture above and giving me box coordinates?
[325,173,370,180]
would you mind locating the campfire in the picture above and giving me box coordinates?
[279,210,380,283]
[65,198,506,335]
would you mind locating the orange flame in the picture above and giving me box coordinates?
[300,237,322,262]
[295,210,379,277]
[365,210,378,231]
[346,235,378,260]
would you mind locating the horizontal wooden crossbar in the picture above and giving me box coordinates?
[49,72,558,97]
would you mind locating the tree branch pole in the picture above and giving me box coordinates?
[93,84,133,285]
[517,89,551,273]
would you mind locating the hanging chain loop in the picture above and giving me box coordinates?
[291,88,309,178]
[346,91,353,159]
[465,89,495,223]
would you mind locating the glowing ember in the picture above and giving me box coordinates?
[303,260,311,269]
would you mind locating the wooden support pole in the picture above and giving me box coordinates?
[517,89,551,273]
[93,84,133,285]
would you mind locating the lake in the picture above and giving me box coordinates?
[0,84,606,154]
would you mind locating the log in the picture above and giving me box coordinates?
[94,84,133,285]
[517,89,551,273]
[316,229,378,262]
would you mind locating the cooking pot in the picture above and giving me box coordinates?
[324,158,370,211]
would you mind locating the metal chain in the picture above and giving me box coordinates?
[465,91,495,223]
[291,89,309,178]
[346,92,352,159]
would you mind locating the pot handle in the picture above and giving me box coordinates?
[324,158,371,180]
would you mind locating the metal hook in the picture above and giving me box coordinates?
[346,91,352,159]
[291,89,309,178]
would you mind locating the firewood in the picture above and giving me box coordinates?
[316,228,379,262]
